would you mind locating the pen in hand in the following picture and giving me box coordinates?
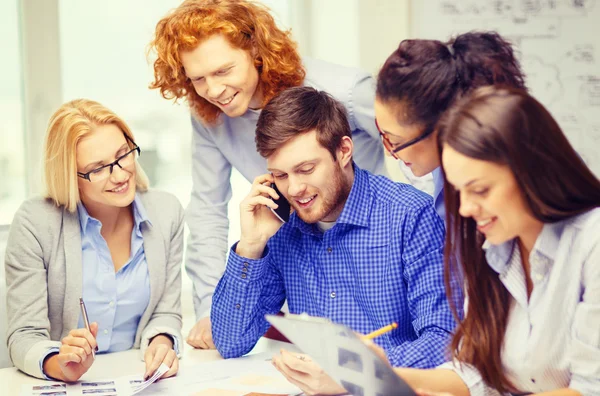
[79,297,99,355]
[362,322,398,340]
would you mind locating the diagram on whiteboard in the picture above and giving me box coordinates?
[412,0,600,175]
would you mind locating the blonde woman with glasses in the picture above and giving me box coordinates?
[5,99,183,382]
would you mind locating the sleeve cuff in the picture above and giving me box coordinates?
[570,373,600,396]
[39,347,60,380]
[24,340,62,379]
[140,327,183,360]
[436,361,503,396]
[225,242,270,283]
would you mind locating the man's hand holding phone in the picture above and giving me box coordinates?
[236,173,287,259]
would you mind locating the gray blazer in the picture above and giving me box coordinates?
[4,190,184,379]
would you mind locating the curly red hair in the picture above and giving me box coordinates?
[148,0,305,124]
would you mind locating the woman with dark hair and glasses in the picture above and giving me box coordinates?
[375,31,526,223]
[5,99,184,382]
[363,86,600,396]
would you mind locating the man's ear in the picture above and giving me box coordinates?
[336,136,354,168]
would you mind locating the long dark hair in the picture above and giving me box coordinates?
[438,86,600,392]
[376,31,526,128]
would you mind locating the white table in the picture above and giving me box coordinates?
[0,338,297,395]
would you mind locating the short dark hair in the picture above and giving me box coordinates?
[255,86,352,158]
[376,31,526,129]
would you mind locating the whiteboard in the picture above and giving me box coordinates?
[411,0,600,176]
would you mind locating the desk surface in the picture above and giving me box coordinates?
[0,338,296,395]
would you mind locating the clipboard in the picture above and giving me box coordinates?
[266,313,417,396]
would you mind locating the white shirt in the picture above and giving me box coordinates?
[439,208,600,396]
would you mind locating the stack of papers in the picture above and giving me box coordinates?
[129,363,169,395]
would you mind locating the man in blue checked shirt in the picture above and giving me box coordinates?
[211,86,461,395]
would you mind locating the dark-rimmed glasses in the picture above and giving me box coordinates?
[77,134,141,182]
[376,119,435,160]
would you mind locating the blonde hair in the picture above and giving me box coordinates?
[44,99,149,212]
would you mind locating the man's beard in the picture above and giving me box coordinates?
[293,163,352,224]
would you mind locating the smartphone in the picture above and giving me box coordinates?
[270,181,291,223]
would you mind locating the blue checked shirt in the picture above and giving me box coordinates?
[212,166,461,368]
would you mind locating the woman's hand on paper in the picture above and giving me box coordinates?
[144,334,179,380]
[43,322,99,382]
[272,349,346,395]
[186,316,216,349]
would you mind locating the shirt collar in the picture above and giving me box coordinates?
[131,194,152,234]
[483,238,516,275]
[77,201,97,234]
[483,221,563,274]
[531,220,562,261]
[288,164,371,234]
[77,193,152,236]
[432,166,445,203]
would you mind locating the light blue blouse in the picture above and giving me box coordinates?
[39,195,152,377]
[77,194,151,353]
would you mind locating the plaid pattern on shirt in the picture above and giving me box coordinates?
[211,166,461,368]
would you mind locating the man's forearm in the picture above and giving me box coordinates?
[235,239,267,259]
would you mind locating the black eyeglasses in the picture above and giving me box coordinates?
[77,134,141,182]
[376,119,436,160]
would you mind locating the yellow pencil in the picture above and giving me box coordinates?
[362,322,398,340]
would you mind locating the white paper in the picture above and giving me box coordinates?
[129,363,169,395]
[21,354,301,396]
[127,353,301,396]
[21,363,167,396]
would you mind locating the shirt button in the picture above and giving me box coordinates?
[534,273,543,281]
[241,273,247,279]
[103,329,108,335]
[330,291,336,298]
[242,267,248,273]
[243,262,249,267]
[235,304,241,309]
[109,301,115,308]
[326,247,333,253]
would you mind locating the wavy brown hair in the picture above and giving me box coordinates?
[438,86,600,392]
[148,0,305,124]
